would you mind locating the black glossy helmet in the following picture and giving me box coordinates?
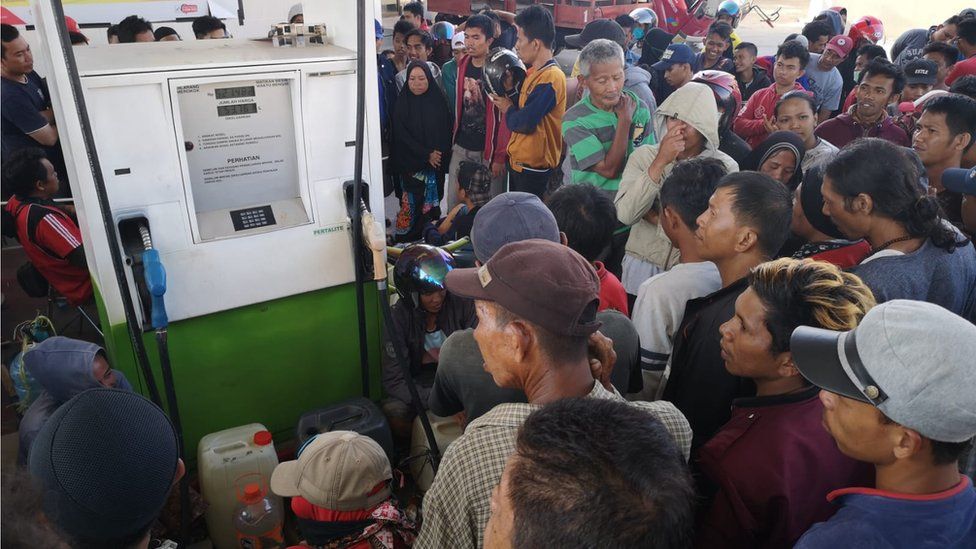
[483,48,526,99]
[393,244,456,308]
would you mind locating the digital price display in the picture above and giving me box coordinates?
[215,86,256,99]
[217,103,259,117]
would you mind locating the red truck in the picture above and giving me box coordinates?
[427,0,719,48]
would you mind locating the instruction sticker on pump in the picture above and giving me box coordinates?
[175,77,300,218]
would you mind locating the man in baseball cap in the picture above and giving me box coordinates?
[653,43,697,96]
[470,191,560,264]
[29,388,183,548]
[417,239,691,548]
[451,30,466,63]
[271,431,415,547]
[428,193,641,424]
[902,58,939,103]
[806,35,851,122]
[791,300,976,548]
[942,166,976,234]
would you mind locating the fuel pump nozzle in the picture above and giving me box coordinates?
[138,225,168,330]
[356,200,387,282]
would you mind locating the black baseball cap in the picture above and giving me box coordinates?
[904,59,938,85]
[565,19,626,49]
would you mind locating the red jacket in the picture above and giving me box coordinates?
[4,196,91,305]
[733,82,809,148]
[946,55,976,86]
[814,109,910,149]
[810,241,871,268]
[595,261,628,316]
[695,388,874,548]
[452,55,512,166]
[841,88,857,113]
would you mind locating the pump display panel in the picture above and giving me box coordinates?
[173,75,310,242]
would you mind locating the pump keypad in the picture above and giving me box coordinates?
[230,206,277,231]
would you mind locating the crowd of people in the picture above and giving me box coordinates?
[3,2,976,548]
[380,4,976,548]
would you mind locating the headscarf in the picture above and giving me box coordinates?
[799,161,845,239]
[743,131,806,189]
[391,61,453,176]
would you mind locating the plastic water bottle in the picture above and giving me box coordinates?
[233,484,284,549]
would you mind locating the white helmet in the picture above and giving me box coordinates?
[629,7,658,27]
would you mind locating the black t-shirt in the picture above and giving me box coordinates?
[455,62,487,152]
[663,277,756,450]
[1,72,52,162]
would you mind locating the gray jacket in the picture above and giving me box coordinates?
[625,65,658,143]
[19,337,132,465]
[892,28,932,66]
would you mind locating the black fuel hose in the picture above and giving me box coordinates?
[47,0,162,407]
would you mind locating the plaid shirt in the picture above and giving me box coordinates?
[415,382,692,549]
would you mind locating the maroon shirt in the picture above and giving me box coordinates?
[694,387,874,548]
[814,110,910,149]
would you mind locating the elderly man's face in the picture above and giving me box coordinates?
[473,301,522,389]
[583,60,625,111]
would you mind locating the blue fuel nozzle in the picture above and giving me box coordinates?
[142,248,168,329]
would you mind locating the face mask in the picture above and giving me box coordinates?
[633,27,645,41]
[852,70,862,83]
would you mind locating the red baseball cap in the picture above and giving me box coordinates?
[64,16,80,33]
[825,35,853,58]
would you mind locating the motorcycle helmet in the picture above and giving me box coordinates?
[692,70,742,133]
[629,7,658,27]
[483,48,527,99]
[393,244,455,309]
[430,20,455,41]
[849,16,884,44]
[716,1,741,27]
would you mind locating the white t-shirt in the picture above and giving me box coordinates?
[801,137,839,173]
[629,261,722,400]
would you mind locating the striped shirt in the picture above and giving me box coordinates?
[415,381,692,549]
[562,89,651,191]
[4,196,92,305]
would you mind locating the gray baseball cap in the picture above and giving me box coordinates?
[790,300,976,443]
[470,192,560,263]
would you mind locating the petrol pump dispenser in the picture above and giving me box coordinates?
[29,0,386,457]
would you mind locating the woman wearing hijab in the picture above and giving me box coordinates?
[743,130,806,190]
[391,61,453,242]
